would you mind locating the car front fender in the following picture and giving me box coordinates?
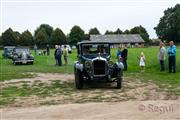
[116,62,124,70]
[74,61,83,72]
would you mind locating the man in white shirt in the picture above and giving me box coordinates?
[158,42,166,71]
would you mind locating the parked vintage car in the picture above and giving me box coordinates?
[12,47,34,65]
[74,41,124,89]
[2,46,15,59]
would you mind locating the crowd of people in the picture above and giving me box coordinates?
[33,41,177,72]
[158,41,176,73]
[116,41,177,73]
[54,45,68,66]
[34,44,50,56]
[33,44,69,66]
[116,44,128,71]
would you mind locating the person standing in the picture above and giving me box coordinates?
[54,45,58,66]
[167,41,176,73]
[121,44,128,71]
[34,44,38,55]
[56,45,62,66]
[139,52,145,72]
[46,44,50,56]
[158,42,166,71]
[116,46,122,60]
[63,45,68,65]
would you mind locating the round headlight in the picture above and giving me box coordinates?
[85,61,92,68]
[109,60,114,66]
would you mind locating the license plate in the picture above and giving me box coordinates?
[22,60,27,64]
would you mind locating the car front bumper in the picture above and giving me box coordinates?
[14,59,34,64]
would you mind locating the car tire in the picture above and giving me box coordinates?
[75,69,83,89]
[117,70,123,89]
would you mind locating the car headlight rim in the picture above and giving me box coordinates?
[109,60,114,67]
[85,61,92,68]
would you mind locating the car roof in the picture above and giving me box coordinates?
[15,47,29,49]
[4,46,15,48]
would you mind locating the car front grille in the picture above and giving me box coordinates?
[93,60,106,75]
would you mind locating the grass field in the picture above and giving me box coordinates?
[0,47,180,106]
[0,47,180,87]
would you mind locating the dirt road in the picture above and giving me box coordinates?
[1,100,180,120]
[1,73,180,120]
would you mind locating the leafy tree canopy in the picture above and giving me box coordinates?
[154,4,180,43]
[114,28,123,34]
[123,30,130,34]
[104,30,114,35]
[1,28,19,46]
[19,30,33,46]
[34,24,53,37]
[130,25,150,43]
[50,28,67,45]
[89,27,100,35]
[34,28,49,47]
[69,25,85,45]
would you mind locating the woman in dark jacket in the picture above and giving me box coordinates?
[54,45,58,65]
[56,45,62,66]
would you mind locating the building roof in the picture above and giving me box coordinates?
[78,40,112,45]
[90,34,144,43]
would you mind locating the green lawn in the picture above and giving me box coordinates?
[0,47,180,86]
[0,47,180,106]
[0,49,77,81]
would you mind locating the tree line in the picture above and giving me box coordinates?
[154,4,180,43]
[0,25,150,48]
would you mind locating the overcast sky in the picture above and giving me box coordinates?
[0,0,180,38]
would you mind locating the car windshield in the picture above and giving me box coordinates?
[5,48,14,53]
[15,48,29,53]
[82,44,109,56]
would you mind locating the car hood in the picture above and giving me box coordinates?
[82,54,110,61]
[16,52,33,59]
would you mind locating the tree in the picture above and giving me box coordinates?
[114,28,123,34]
[104,30,114,35]
[130,25,150,43]
[1,28,18,46]
[83,34,90,40]
[89,27,100,35]
[34,24,53,37]
[50,28,67,45]
[69,25,85,45]
[154,4,180,43]
[14,31,21,44]
[34,28,48,48]
[123,29,130,34]
[19,30,33,46]
[34,24,53,45]
[0,36,2,46]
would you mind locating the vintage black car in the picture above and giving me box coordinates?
[2,46,15,59]
[74,41,124,89]
[12,47,34,65]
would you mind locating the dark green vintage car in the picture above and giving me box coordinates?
[2,46,16,59]
[12,47,34,65]
[74,41,124,89]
